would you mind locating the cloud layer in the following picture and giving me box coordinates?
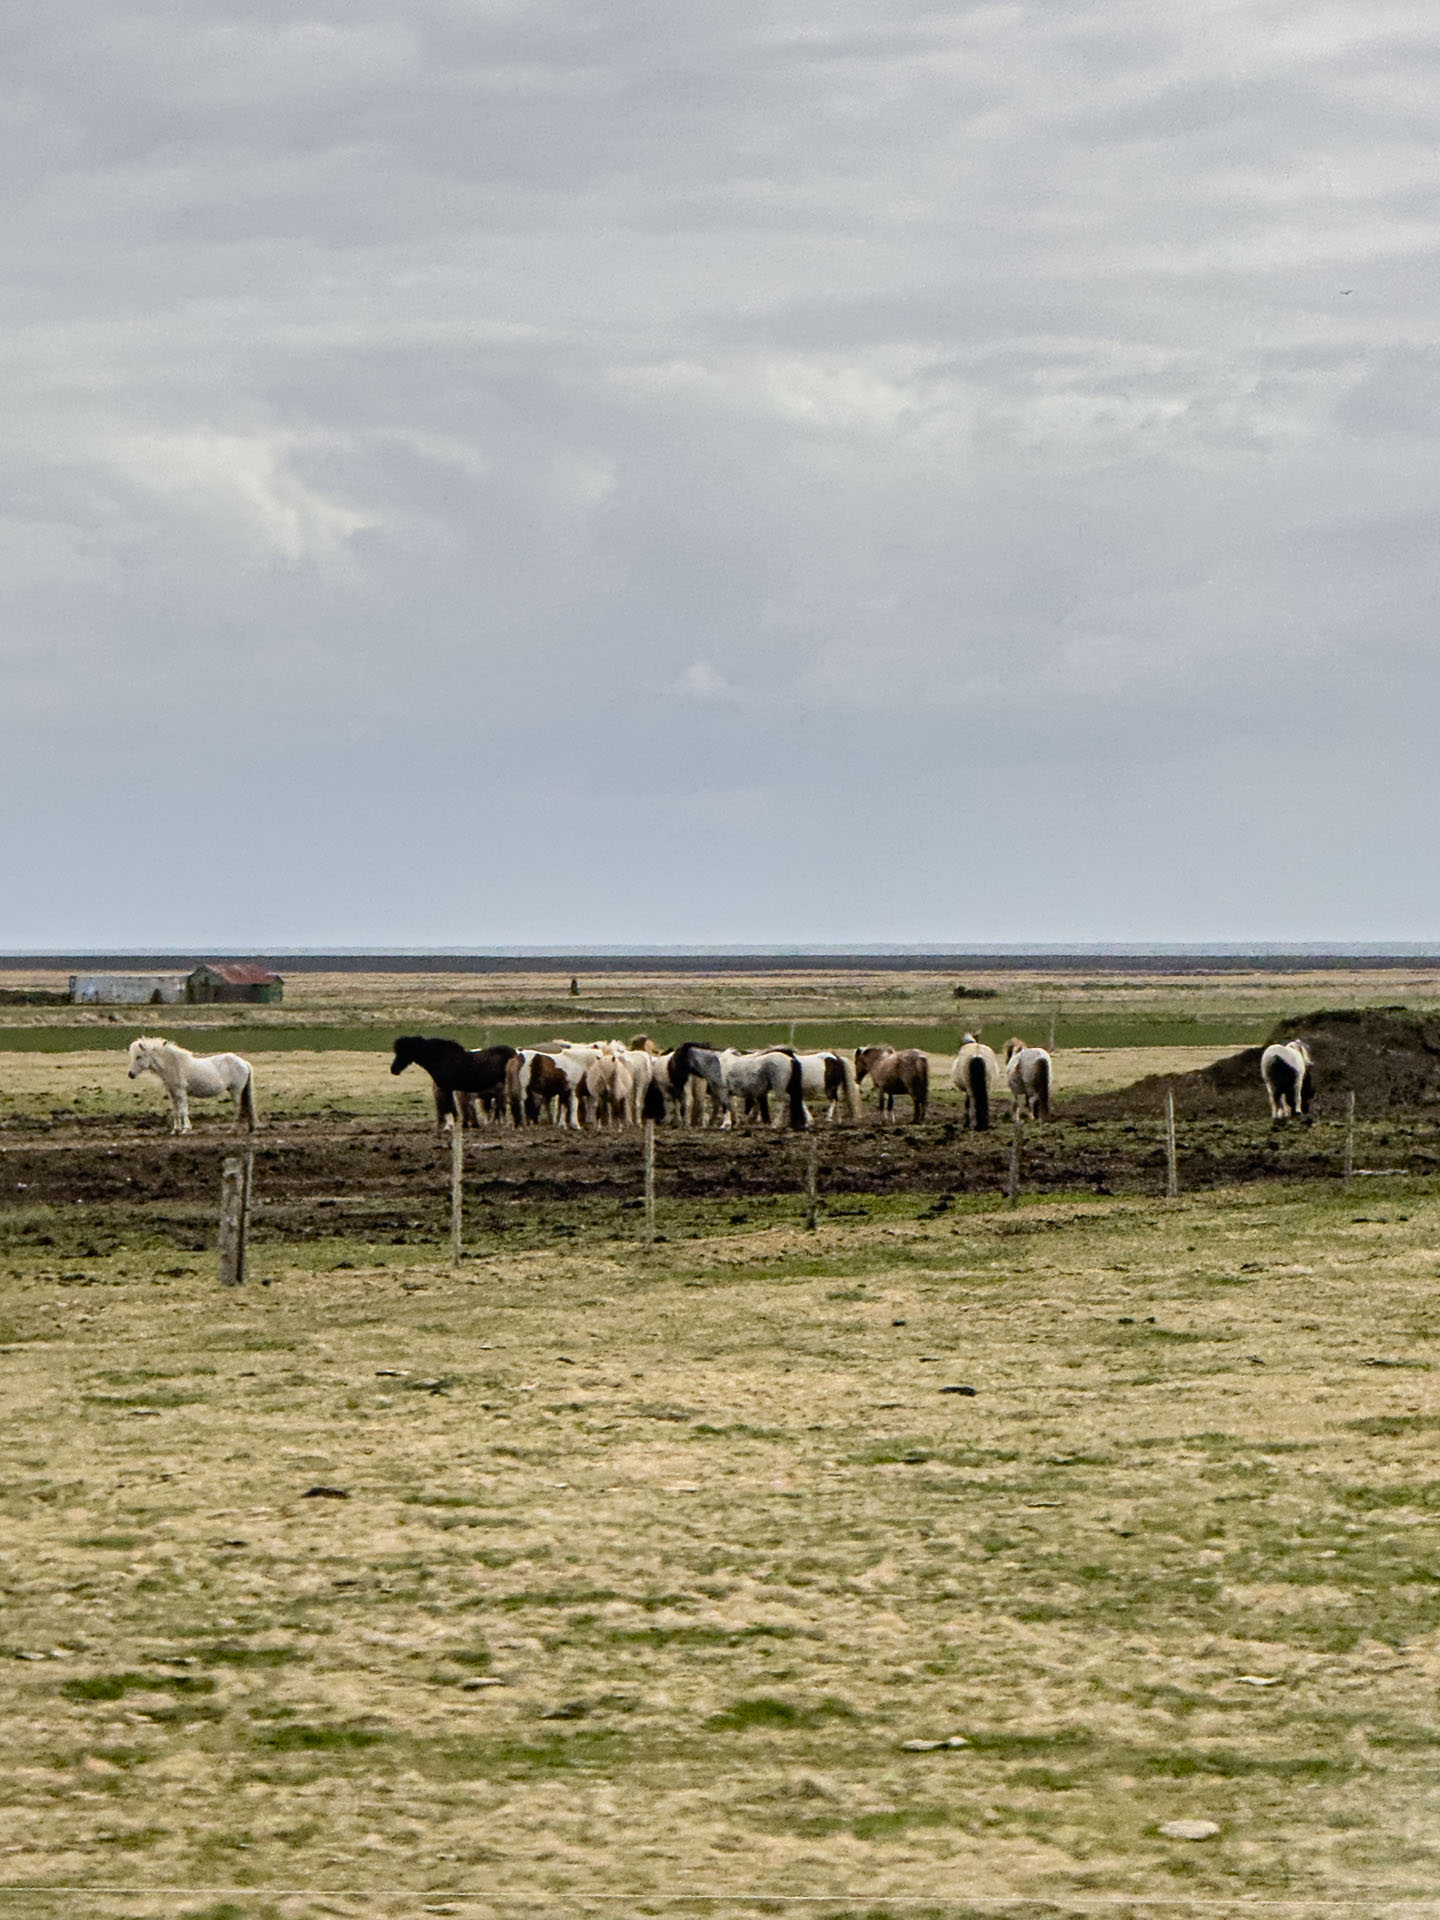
[3,1,1438,943]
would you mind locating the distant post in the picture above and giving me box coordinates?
[1007,1112,1022,1202]
[218,1151,252,1287]
[450,1110,465,1265]
[1164,1089,1179,1199]
[804,1130,819,1230]
[1048,1004,1059,1052]
[1343,1090,1356,1187]
[643,1119,657,1244]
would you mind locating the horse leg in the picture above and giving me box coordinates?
[173,1089,190,1134]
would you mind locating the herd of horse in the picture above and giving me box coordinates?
[122,1030,1053,1135]
[122,1030,1318,1135]
[386,1034,1060,1135]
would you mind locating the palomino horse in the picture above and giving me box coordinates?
[1004,1038,1053,1121]
[390,1036,516,1130]
[1261,1040,1314,1120]
[584,1046,637,1127]
[854,1045,929,1121]
[127,1036,256,1134]
[949,1034,1000,1130]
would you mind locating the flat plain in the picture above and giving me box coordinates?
[1,967,1438,1918]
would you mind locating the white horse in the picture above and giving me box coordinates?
[719,1048,810,1130]
[1004,1037,1052,1121]
[949,1034,1000,1130]
[127,1036,256,1133]
[1261,1040,1314,1120]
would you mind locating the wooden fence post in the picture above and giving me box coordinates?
[804,1129,819,1230]
[218,1152,251,1287]
[450,1110,464,1266]
[643,1119,656,1244]
[1164,1089,1178,1200]
[1007,1112,1022,1202]
[1343,1089,1356,1187]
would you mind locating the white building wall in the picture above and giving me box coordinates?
[69,974,188,1005]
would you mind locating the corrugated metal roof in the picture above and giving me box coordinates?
[197,962,284,985]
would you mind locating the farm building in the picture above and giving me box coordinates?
[70,973,188,1005]
[185,963,284,1005]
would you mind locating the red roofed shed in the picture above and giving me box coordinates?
[186,963,285,1004]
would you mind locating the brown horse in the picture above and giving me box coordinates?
[854,1045,929,1121]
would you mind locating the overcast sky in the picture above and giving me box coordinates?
[3,0,1438,946]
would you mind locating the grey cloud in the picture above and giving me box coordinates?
[1,0,1438,943]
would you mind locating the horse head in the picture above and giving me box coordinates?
[1005,1037,1026,1063]
[127,1037,157,1079]
[390,1036,424,1076]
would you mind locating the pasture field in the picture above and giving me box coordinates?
[3,970,1440,1915]
[5,961,1440,1056]
[1,1182,1440,1916]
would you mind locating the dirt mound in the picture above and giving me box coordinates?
[1082,1007,1440,1120]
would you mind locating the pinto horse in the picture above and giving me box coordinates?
[507,1049,585,1128]
[667,1042,733,1127]
[949,1033,999,1130]
[127,1036,256,1133]
[794,1050,863,1122]
[1261,1040,1314,1120]
[390,1036,516,1131]
[1004,1038,1053,1121]
[854,1045,929,1121]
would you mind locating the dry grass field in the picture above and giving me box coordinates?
[3,970,1440,1916]
[2,1184,1440,1917]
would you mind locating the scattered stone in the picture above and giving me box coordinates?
[1237,1674,1281,1687]
[375,1368,406,1378]
[939,1384,977,1395]
[301,1485,349,1499]
[900,1735,968,1751]
[540,1699,590,1720]
[1159,1818,1220,1840]
[459,1676,506,1691]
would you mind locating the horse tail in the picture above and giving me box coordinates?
[967,1052,990,1131]
[915,1053,929,1121]
[787,1053,809,1131]
[1034,1053,1052,1121]
[841,1054,863,1120]
[240,1064,258,1130]
[668,1043,691,1097]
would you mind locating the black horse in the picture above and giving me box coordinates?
[390,1036,517,1130]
